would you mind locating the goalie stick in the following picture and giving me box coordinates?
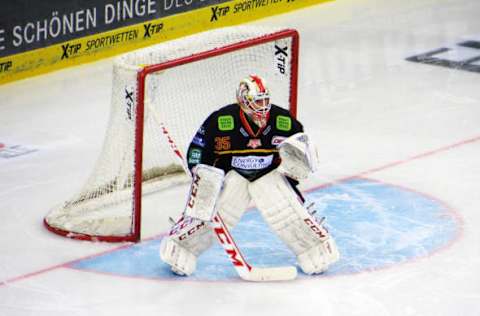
[211,213,297,282]
[154,116,297,281]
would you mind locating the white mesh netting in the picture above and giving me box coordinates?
[44,26,298,241]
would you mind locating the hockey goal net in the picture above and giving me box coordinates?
[44,26,299,242]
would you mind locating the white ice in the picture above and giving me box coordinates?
[1,0,480,315]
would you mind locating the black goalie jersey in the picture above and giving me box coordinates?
[186,103,304,182]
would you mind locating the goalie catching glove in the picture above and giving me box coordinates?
[277,132,319,180]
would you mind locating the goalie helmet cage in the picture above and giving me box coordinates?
[44,26,299,242]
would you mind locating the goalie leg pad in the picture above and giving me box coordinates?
[215,170,251,229]
[297,236,340,275]
[160,170,251,276]
[159,215,214,276]
[159,236,197,276]
[248,170,340,274]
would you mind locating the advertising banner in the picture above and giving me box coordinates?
[0,0,332,85]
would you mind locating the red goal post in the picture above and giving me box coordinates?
[44,26,300,242]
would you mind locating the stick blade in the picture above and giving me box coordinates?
[242,266,298,282]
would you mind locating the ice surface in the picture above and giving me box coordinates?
[1,0,480,315]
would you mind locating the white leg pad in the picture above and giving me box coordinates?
[216,170,251,229]
[249,170,340,274]
[297,237,340,275]
[159,216,214,276]
[160,170,251,276]
[159,237,197,276]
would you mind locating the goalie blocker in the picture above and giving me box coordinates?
[160,132,339,278]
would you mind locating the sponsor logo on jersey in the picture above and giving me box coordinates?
[262,125,272,135]
[188,148,202,164]
[246,138,262,149]
[192,135,205,147]
[218,115,234,131]
[276,115,292,131]
[239,127,249,137]
[231,155,273,170]
[271,136,287,146]
[214,136,231,151]
[197,125,206,135]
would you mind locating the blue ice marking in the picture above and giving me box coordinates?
[70,178,460,281]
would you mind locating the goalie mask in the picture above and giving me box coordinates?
[236,75,271,127]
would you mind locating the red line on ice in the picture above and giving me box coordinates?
[1,135,479,286]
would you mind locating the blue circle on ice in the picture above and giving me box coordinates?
[70,178,462,281]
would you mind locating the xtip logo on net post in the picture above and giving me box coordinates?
[274,42,289,75]
[124,86,135,121]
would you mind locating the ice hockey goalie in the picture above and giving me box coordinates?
[159,74,340,276]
